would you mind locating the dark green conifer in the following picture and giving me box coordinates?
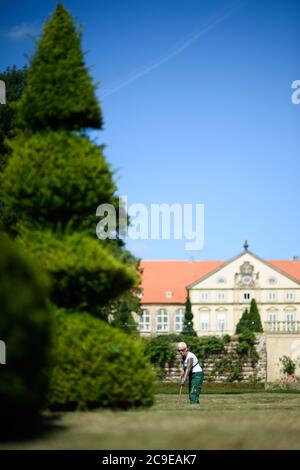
[248,298,263,332]
[182,295,197,336]
[18,4,102,131]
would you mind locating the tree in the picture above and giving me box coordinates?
[0,3,139,317]
[235,308,249,334]
[0,3,153,411]
[110,291,139,335]
[279,355,297,377]
[17,3,101,132]
[182,295,197,336]
[0,66,27,170]
[248,298,263,332]
[235,299,263,334]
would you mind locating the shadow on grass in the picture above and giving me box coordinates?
[0,413,66,443]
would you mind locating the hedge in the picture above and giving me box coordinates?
[48,309,155,410]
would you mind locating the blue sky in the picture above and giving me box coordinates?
[1,0,299,260]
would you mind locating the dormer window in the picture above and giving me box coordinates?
[165,291,173,298]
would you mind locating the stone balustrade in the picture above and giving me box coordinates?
[264,321,300,333]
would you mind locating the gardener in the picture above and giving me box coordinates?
[178,342,204,404]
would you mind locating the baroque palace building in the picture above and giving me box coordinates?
[135,242,300,336]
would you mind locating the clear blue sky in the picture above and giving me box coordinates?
[1,0,299,260]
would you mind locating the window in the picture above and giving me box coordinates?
[217,314,226,332]
[286,312,294,331]
[165,291,173,298]
[285,292,294,301]
[157,309,169,332]
[217,292,226,301]
[175,308,185,332]
[267,292,277,301]
[139,309,150,332]
[268,277,277,285]
[286,313,294,322]
[268,313,277,331]
[200,314,209,331]
[243,292,251,301]
[199,291,209,301]
[217,277,226,284]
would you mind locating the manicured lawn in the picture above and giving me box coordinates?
[155,381,266,394]
[2,393,300,450]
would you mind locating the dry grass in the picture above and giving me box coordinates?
[2,393,300,449]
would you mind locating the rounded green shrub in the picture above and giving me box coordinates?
[236,341,249,355]
[18,229,138,315]
[48,309,155,410]
[144,336,176,379]
[1,131,116,231]
[0,235,52,425]
[186,335,225,359]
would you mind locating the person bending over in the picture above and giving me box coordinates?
[178,341,204,404]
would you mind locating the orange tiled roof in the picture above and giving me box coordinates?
[140,259,300,304]
[140,260,223,304]
[268,260,300,282]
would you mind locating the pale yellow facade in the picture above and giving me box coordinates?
[266,334,300,381]
[137,251,300,337]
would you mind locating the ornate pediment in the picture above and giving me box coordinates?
[234,261,259,288]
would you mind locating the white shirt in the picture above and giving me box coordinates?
[183,351,202,373]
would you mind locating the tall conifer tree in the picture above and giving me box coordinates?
[182,295,197,336]
[0,4,138,317]
[248,298,263,332]
[18,4,102,131]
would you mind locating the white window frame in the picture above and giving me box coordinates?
[139,309,151,332]
[200,313,209,331]
[285,292,294,301]
[199,291,209,301]
[175,308,185,332]
[268,312,277,331]
[217,313,226,333]
[217,292,226,301]
[157,308,169,332]
[267,292,277,301]
[286,312,295,331]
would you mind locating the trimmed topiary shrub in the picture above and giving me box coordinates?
[0,131,116,232]
[18,229,137,316]
[182,295,197,336]
[0,235,52,426]
[248,299,263,332]
[48,309,155,410]
[17,4,102,132]
[236,300,263,334]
